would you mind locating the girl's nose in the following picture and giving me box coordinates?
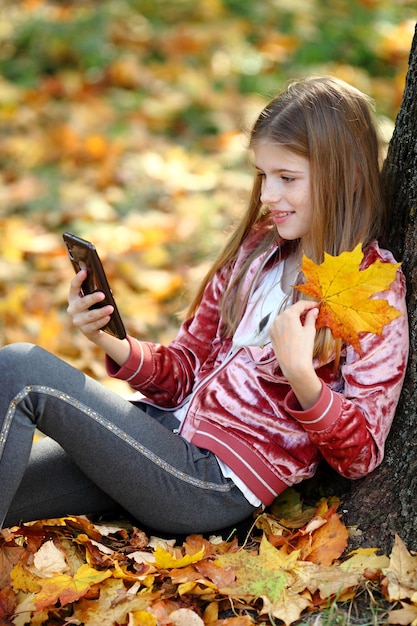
[260,178,280,205]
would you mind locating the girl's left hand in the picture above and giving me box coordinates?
[270,300,322,409]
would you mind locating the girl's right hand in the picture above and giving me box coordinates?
[67,269,113,343]
[67,269,131,366]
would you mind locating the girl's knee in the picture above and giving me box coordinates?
[0,343,75,386]
[0,342,37,360]
[0,342,43,375]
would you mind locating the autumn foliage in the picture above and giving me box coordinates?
[2,491,417,625]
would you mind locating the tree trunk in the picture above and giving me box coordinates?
[341,23,417,555]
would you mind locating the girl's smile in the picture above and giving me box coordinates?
[271,210,295,224]
[253,142,312,241]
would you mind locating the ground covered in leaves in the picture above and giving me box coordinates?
[1,1,416,624]
[3,490,417,626]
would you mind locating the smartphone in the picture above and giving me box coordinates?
[63,232,127,340]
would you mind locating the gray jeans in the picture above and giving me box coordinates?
[0,343,256,534]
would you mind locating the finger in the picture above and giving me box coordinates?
[68,269,87,301]
[68,294,110,319]
[71,306,113,333]
[81,312,112,332]
[303,306,319,329]
[293,298,320,314]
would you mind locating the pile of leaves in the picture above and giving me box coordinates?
[2,490,417,626]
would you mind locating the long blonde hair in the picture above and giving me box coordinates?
[188,77,385,362]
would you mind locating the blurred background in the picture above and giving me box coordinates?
[0,0,414,389]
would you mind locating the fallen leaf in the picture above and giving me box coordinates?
[296,244,402,353]
[33,563,112,610]
[148,598,184,624]
[169,608,205,625]
[10,593,38,626]
[196,560,237,588]
[0,586,16,621]
[32,539,69,577]
[216,536,310,623]
[261,588,311,626]
[304,565,360,601]
[386,601,417,625]
[0,542,26,589]
[340,547,390,574]
[153,544,205,569]
[294,510,348,566]
[73,578,157,626]
[383,533,417,602]
[217,536,290,598]
[128,609,158,625]
[11,561,42,594]
[270,488,316,529]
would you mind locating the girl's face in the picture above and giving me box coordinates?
[253,142,312,241]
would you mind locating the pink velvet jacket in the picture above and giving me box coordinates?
[106,223,409,505]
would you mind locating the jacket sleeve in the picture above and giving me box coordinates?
[105,265,228,406]
[284,265,409,479]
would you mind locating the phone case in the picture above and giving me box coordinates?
[63,232,127,340]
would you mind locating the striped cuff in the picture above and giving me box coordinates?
[105,335,153,383]
[284,381,342,432]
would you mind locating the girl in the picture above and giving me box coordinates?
[0,77,408,534]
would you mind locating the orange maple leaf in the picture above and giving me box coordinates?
[291,509,348,566]
[295,244,402,354]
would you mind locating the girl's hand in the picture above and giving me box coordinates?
[270,300,322,409]
[67,269,113,342]
[67,269,131,365]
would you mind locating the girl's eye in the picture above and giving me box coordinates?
[281,176,294,183]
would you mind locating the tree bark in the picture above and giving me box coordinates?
[341,23,417,554]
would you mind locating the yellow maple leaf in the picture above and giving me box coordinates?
[295,244,402,354]
[33,563,111,611]
[10,561,42,594]
[340,547,390,574]
[153,545,205,569]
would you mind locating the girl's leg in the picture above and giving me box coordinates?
[0,343,255,533]
[3,436,122,528]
